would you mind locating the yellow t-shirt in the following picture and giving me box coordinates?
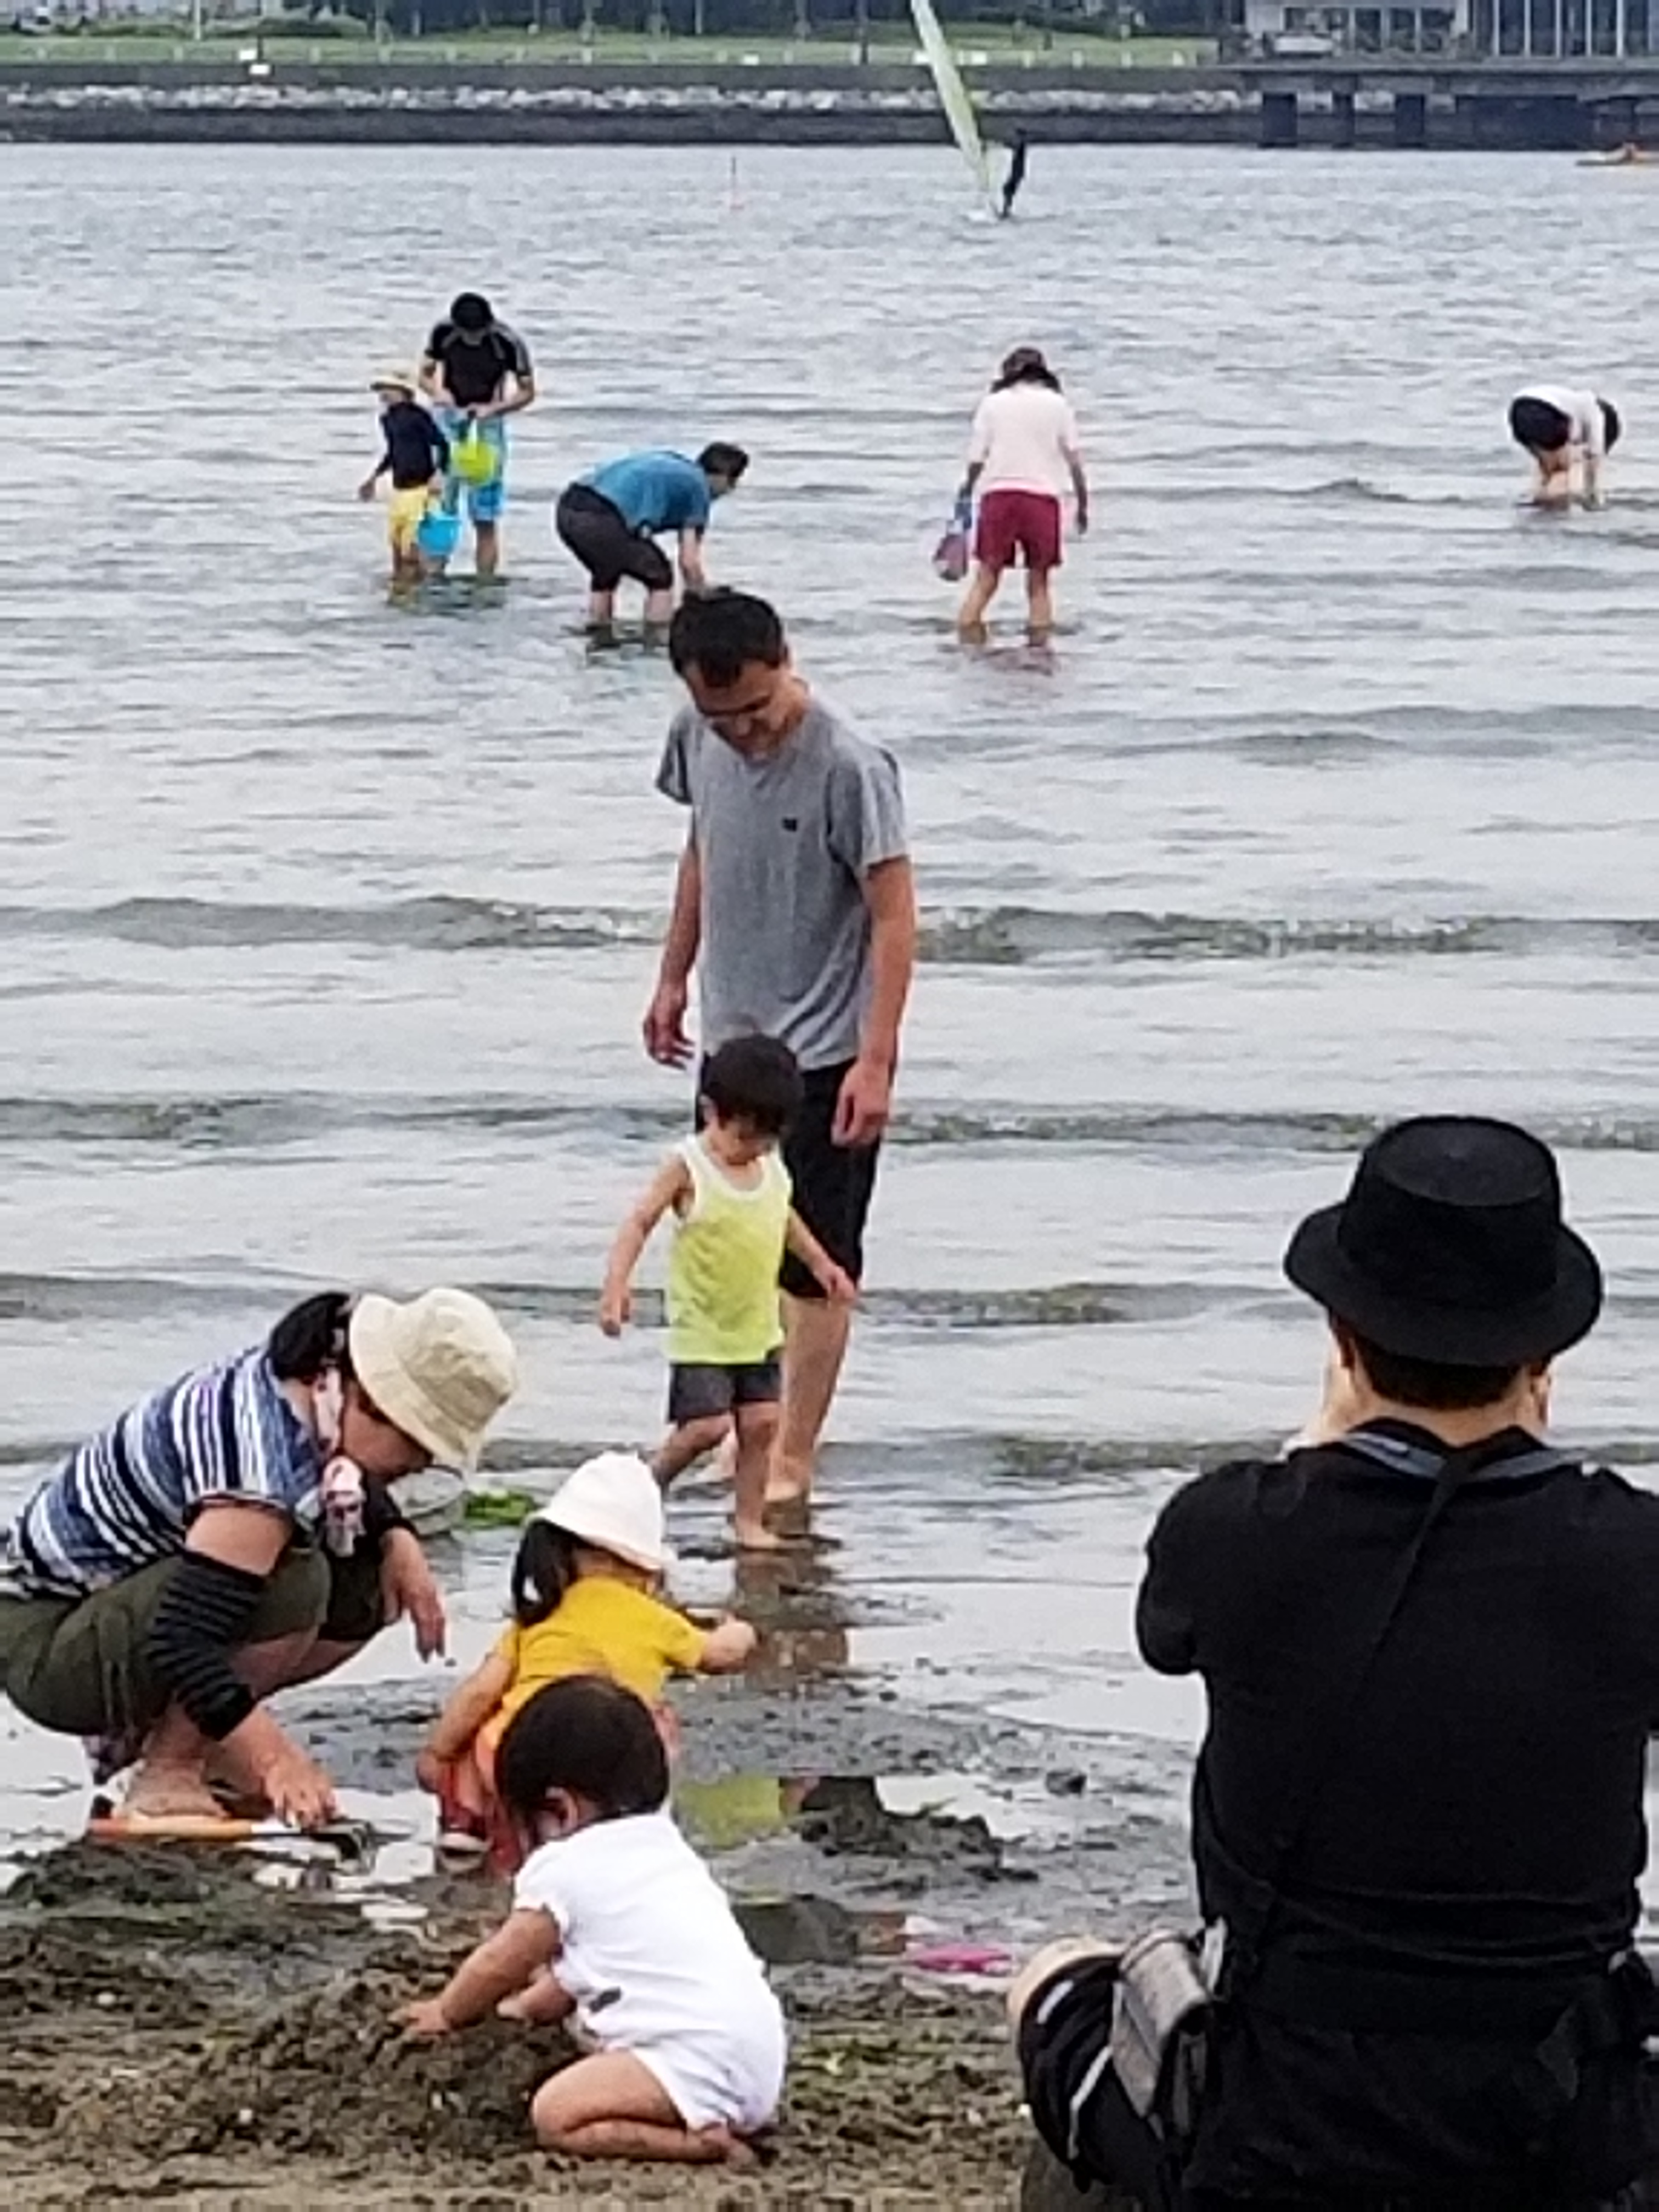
[491,1577,707,1725]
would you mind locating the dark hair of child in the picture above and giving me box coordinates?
[495,1675,670,1826]
[511,1519,586,1630]
[701,1033,803,1139]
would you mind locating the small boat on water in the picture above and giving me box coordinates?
[1579,142,1657,167]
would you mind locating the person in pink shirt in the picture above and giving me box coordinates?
[955,346,1089,644]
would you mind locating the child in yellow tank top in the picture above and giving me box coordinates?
[417,1451,757,1856]
[600,1036,855,1551]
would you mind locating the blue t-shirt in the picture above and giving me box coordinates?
[585,451,711,537]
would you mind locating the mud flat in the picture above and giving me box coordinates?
[0,1659,1192,2209]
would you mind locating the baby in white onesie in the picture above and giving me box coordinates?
[400,1672,786,2166]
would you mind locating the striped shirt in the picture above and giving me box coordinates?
[4,1347,323,1598]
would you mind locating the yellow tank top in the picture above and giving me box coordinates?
[666,1135,791,1366]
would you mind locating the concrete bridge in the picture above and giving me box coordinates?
[1244,55,1659,146]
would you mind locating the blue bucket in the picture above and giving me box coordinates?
[417,507,461,561]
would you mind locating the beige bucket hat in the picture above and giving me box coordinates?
[370,368,417,396]
[349,1288,517,1471]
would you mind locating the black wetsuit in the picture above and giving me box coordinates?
[379,400,449,490]
[424,319,533,410]
[1000,136,1029,219]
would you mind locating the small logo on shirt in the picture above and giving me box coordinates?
[782,816,799,832]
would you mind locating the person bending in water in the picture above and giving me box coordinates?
[402,1674,787,2169]
[956,346,1088,643]
[554,444,748,639]
[1508,386,1620,509]
[358,371,449,585]
[417,1452,754,1854]
[1000,129,1030,219]
[601,1035,856,1552]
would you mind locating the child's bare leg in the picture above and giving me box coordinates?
[531,2053,754,2165]
[732,1400,783,1552]
[499,1971,575,2026]
[653,1415,730,1488]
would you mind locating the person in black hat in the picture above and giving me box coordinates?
[1012,1116,1659,2207]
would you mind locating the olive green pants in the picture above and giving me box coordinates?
[0,1542,381,1741]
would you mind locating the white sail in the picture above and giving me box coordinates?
[910,0,995,208]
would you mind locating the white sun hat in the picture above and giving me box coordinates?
[348,1288,518,1472]
[537,1452,667,1573]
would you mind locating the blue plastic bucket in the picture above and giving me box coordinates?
[417,507,461,561]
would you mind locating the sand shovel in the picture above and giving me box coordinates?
[86,1807,376,1861]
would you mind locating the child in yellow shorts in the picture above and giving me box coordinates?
[358,370,449,584]
[417,1451,754,1855]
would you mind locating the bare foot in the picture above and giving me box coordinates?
[121,1765,235,1825]
[733,1520,785,1554]
[695,2124,760,2169]
[205,1760,274,1820]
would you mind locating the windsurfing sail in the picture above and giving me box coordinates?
[910,0,995,211]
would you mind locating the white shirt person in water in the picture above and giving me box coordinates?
[1508,385,1621,509]
[956,346,1089,644]
[402,1674,786,2170]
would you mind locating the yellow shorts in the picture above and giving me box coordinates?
[388,484,428,556]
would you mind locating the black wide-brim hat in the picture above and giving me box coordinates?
[1284,1116,1602,1367]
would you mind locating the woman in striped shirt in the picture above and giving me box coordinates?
[0,1286,517,1832]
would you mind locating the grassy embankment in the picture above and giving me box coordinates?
[0,26,1218,63]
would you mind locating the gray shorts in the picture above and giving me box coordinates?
[668,1358,783,1426]
[0,1542,381,1741]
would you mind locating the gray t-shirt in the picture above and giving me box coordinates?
[657,695,909,1073]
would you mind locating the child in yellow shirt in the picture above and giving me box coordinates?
[418,1452,753,1854]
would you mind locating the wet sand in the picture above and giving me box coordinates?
[0,1601,1190,2211]
[0,1851,1015,2208]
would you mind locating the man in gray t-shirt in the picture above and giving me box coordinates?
[646,590,917,1529]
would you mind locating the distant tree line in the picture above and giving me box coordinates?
[295,0,1211,44]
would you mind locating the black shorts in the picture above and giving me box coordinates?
[1510,396,1573,454]
[693,1056,882,1299]
[668,1357,783,1425]
[781,1059,881,1297]
[555,482,673,594]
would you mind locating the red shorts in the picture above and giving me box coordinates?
[974,488,1063,572]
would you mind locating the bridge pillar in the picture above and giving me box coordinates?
[1332,86,1357,144]
[1595,94,1640,144]
[1261,88,1300,146]
[1393,89,1429,146]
